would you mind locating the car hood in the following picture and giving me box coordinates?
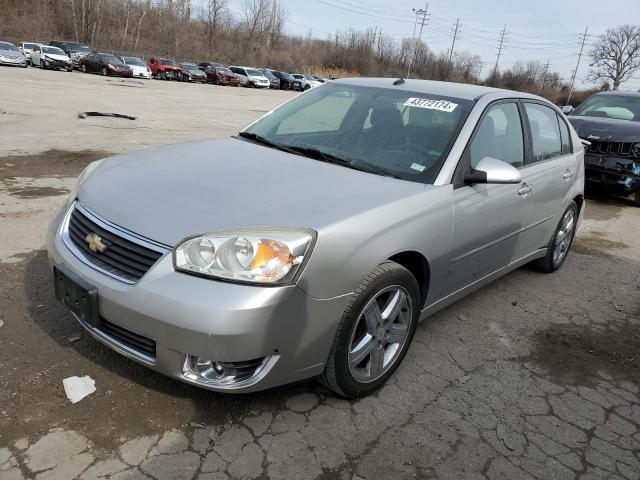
[78,138,427,246]
[250,75,269,82]
[568,115,640,143]
[0,49,23,59]
[43,53,70,61]
[128,64,148,72]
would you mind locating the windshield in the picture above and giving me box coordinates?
[243,83,472,183]
[159,59,176,66]
[0,42,18,52]
[181,63,198,70]
[124,57,145,67]
[217,68,232,74]
[66,43,91,52]
[246,68,261,76]
[573,94,640,122]
[101,54,123,64]
[261,70,276,79]
[42,47,65,55]
[23,43,37,50]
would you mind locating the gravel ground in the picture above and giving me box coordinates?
[0,66,639,480]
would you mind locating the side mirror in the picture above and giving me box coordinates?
[561,105,574,115]
[464,157,522,185]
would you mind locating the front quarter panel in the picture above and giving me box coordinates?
[296,185,454,306]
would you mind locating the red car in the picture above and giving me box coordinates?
[199,63,240,87]
[148,57,182,80]
[79,53,133,77]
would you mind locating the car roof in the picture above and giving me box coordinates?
[332,77,533,101]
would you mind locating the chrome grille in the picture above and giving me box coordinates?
[585,140,634,157]
[63,202,169,283]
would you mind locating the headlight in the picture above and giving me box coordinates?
[174,230,315,284]
[632,143,640,159]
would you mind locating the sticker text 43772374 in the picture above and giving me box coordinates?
[403,98,458,113]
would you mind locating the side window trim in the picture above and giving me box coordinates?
[452,98,525,188]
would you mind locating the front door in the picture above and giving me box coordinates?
[447,101,533,293]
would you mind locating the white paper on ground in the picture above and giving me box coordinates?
[63,376,96,403]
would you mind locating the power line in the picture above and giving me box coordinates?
[406,2,429,78]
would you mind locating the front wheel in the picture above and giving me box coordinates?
[533,201,578,273]
[101,67,107,76]
[633,190,640,207]
[321,261,419,398]
[81,64,87,73]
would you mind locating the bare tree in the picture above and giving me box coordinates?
[588,25,640,90]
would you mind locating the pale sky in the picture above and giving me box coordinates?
[219,0,640,90]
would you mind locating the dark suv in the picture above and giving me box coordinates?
[567,91,640,206]
[49,41,92,68]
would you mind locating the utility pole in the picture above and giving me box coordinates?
[567,27,588,105]
[492,25,507,85]
[406,1,429,79]
[539,59,550,94]
[377,28,382,54]
[448,18,460,65]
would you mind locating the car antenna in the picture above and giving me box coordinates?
[393,77,405,86]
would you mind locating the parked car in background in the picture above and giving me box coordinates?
[310,75,328,83]
[228,66,270,88]
[121,56,152,79]
[18,42,38,65]
[79,53,132,77]
[202,65,240,86]
[292,73,322,90]
[47,79,584,397]
[0,41,27,68]
[178,63,206,83]
[30,45,71,71]
[258,69,280,89]
[148,57,182,80]
[198,62,225,70]
[268,70,302,91]
[566,91,640,206]
[49,41,91,68]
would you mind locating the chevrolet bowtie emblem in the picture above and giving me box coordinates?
[85,232,109,253]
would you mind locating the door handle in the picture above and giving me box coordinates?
[518,183,533,196]
[563,170,574,180]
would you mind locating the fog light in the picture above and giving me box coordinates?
[182,354,271,386]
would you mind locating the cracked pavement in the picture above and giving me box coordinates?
[1,67,639,480]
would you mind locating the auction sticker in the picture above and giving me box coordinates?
[403,98,458,112]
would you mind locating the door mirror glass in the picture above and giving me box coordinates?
[561,105,574,115]
[464,157,523,185]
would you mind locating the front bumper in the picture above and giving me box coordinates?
[0,57,27,67]
[585,153,640,193]
[46,202,349,392]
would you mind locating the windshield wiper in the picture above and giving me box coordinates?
[237,134,403,179]
[288,146,404,179]
[237,132,301,155]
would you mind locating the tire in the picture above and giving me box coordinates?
[81,64,87,73]
[320,261,420,398]
[634,190,640,207]
[248,81,255,88]
[532,201,578,273]
[304,84,310,90]
[101,67,107,76]
[67,68,72,72]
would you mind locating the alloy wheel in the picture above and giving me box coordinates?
[347,285,413,383]
[552,209,575,266]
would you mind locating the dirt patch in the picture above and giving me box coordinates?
[573,231,630,255]
[7,186,70,198]
[0,149,111,180]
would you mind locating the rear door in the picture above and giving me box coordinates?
[31,45,41,65]
[517,102,576,253]
[447,101,534,293]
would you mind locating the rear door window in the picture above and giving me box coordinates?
[524,103,562,163]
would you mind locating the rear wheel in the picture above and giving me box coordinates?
[634,190,640,207]
[533,201,578,273]
[321,261,419,398]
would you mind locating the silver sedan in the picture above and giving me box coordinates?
[47,78,584,397]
